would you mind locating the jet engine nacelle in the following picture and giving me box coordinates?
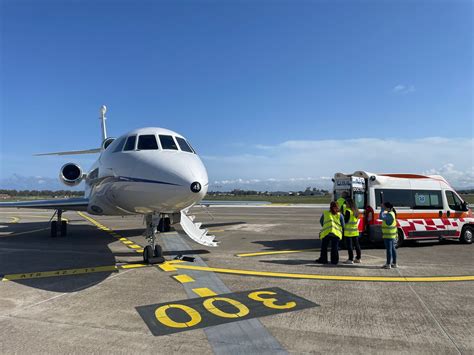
[60,163,84,186]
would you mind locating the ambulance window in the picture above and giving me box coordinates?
[138,135,158,150]
[413,190,443,209]
[159,135,178,150]
[176,137,194,153]
[354,192,365,209]
[123,136,137,151]
[445,191,463,211]
[375,189,412,208]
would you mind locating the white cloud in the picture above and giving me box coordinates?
[203,137,474,190]
[392,84,415,94]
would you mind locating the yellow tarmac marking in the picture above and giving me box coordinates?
[1,263,150,281]
[157,260,184,272]
[207,229,225,233]
[173,274,195,283]
[192,287,218,297]
[77,212,143,254]
[9,217,20,224]
[237,249,320,257]
[164,264,474,283]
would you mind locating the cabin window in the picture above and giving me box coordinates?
[159,135,178,150]
[176,137,194,153]
[138,135,158,150]
[445,191,463,211]
[123,136,137,151]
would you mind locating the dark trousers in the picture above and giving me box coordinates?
[319,235,340,264]
[346,236,361,261]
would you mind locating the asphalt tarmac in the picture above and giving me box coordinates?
[0,206,473,354]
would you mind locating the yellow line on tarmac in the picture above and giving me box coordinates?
[192,287,217,297]
[236,249,319,257]
[166,264,474,283]
[77,212,143,254]
[173,274,195,283]
[1,263,150,282]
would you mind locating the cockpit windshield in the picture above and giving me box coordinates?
[176,137,194,153]
[159,135,178,150]
[138,135,158,150]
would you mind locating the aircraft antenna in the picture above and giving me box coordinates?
[99,105,108,142]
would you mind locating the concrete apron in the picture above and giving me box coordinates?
[160,232,287,355]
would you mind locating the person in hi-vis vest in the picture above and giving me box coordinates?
[336,191,349,213]
[380,202,398,269]
[315,201,345,265]
[343,198,362,264]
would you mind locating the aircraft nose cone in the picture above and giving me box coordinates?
[190,181,202,193]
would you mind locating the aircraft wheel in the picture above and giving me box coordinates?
[154,244,163,257]
[158,218,171,232]
[460,226,473,244]
[50,221,58,238]
[60,221,68,236]
[143,245,153,263]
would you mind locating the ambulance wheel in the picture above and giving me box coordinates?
[50,221,58,238]
[143,246,153,263]
[460,226,473,244]
[395,229,405,249]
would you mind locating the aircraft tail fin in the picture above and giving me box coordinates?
[35,105,110,156]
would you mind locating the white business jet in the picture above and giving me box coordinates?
[0,106,217,263]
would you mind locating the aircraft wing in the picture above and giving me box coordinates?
[34,148,101,156]
[0,198,89,211]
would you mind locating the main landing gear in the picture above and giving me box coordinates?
[143,214,170,264]
[50,209,67,238]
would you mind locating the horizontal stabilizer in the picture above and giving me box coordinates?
[35,148,101,156]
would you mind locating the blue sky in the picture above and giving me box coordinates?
[1,0,472,190]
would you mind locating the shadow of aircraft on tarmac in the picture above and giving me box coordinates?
[252,238,321,250]
[0,220,119,293]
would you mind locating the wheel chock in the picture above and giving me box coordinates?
[147,256,166,264]
[174,255,195,262]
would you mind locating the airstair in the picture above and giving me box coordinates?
[180,208,218,247]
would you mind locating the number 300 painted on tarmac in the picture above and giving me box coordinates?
[155,290,297,329]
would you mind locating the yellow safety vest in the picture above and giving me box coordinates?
[336,198,346,213]
[344,209,359,237]
[382,211,397,239]
[321,211,342,239]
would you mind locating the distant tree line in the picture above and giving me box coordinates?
[208,187,330,196]
[0,189,85,197]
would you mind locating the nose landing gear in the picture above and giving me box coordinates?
[143,214,166,264]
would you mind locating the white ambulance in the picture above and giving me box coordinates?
[333,171,473,247]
